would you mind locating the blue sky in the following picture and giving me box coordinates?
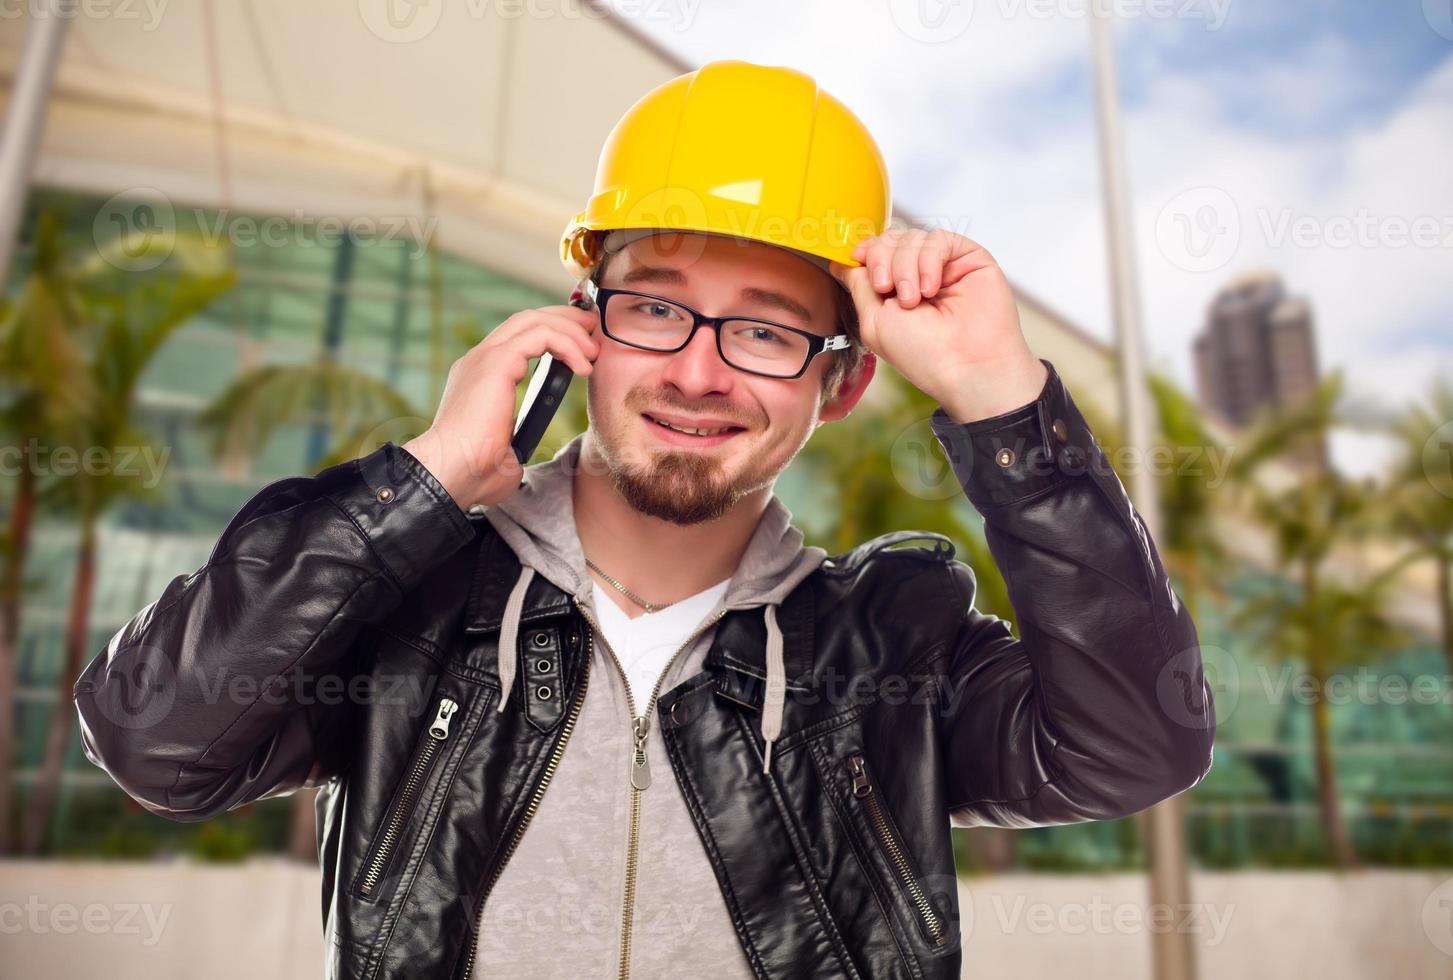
[605,0,1453,474]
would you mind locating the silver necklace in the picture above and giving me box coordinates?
[584,556,678,613]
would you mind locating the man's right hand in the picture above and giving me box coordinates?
[403,302,601,511]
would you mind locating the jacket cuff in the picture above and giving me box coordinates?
[928,360,1096,509]
[325,441,476,590]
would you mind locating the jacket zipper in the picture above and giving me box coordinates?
[846,752,948,948]
[357,695,460,899]
[573,596,729,980]
[460,617,591,980]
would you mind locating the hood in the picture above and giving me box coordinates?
[475,432,827,774]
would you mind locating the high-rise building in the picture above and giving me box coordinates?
[1194,270,1323,466]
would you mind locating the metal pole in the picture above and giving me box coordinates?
[1088,9,1199,980]
[0,2,69,283]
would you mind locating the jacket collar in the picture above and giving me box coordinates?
[462,513,818,694]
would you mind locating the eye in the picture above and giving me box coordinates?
[628,300,683,321]
[734,323,790,346]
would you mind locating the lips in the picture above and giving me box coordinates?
[642,412,746,436]
[641,413,747,446]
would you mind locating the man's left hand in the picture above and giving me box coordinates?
[829,228,1048,423]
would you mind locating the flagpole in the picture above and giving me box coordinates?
[1088,9,1199,980]
[0,2,68,282]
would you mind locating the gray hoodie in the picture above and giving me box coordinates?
[468,431,827,978]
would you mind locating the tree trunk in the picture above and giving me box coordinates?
[1304,559,1357,869]
[1308,673,1357,868]
[19,518,96,855]
[964,827,1017,872]
[1438,555,1452,683]
[0,464,37,854]
[288,787,319,864]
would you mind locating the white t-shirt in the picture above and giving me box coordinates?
[591,575,732,711]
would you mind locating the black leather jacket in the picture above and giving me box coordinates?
[74,364,1215,979]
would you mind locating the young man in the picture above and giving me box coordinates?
[74,61,1214,979]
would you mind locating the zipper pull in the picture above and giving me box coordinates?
[848,753,872,798]
[630,716,652,790]
[429,697,460,739]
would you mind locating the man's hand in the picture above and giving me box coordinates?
[403,303,601,511]
[829,228,1048,423]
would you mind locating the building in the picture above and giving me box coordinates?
[1194,269,1322,442]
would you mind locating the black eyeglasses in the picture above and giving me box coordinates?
[582,277,849,380]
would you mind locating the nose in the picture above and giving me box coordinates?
[658,321,738,399]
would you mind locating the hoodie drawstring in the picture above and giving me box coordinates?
[495,562,789,779]
[761,602,785,776]
[495,565,536,714]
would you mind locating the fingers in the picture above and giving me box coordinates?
[828,258,887,330]
[483,306,603,377]
[849,228,986,308]
[525,323,598,375]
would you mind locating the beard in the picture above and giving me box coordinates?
[586,390,783,526]
[609,446,747,525]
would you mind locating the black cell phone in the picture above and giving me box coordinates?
[509,291,590,465]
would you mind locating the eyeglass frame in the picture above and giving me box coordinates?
[581,276,851,380]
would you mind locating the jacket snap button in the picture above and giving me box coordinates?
[532,631,549,647]
[536,685,552,700]
[1051,418,1068,442]
[376,486,396,503]
[568,632,579,647]
[670,699,692,727]
[535,658,552,672]
[995,447,1016,467]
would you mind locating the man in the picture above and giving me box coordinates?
[74,60,1215,979]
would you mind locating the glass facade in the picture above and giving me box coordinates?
[6,187,1451,866]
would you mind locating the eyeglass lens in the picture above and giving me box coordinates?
[604,293,811,377]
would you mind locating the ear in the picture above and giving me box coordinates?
[818,351,876,423]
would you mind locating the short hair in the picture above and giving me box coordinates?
[591,245,866,399]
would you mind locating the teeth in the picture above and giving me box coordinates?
[650,416,734,437]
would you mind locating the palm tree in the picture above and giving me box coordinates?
[18,231,235,854]
[190,250,471,860]
[1384,380,1453,678]
[1232,471,1379,868]
[0,212,98,853]
[1223,373,1399,869]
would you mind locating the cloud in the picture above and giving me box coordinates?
[606,2,1452,474]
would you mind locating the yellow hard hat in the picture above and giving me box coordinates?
[560,60,892,284]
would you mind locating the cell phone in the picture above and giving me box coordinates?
[509,289,590,465]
